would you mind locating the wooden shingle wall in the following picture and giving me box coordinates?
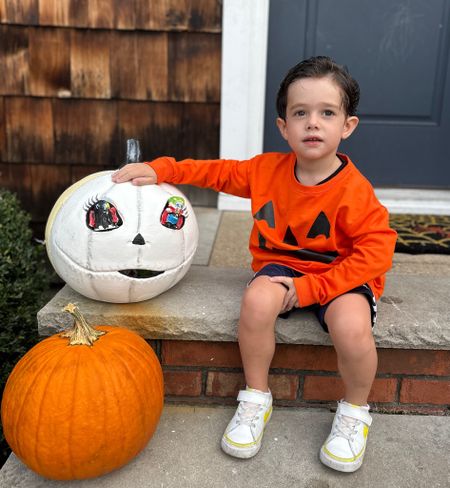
[0,0,222,235]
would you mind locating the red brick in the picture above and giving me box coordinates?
[303,376,343,401]
[162,342,340,372]
[162,341,242,367]
[272,344,338,371]
[303,376,397,403]
[367,378,398,403]
[206,372,244,397]
[400,379,450,405]
[206,372,299,400]
[163,370,202,397]
[268,374,299,400]
[378,349,450,376]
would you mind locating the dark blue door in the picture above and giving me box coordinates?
[264,0,450,188]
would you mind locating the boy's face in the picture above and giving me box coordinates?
[276,76,358,164]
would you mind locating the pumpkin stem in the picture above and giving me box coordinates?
[61,303,106,346]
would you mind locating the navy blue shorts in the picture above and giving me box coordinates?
[250,263,377,333]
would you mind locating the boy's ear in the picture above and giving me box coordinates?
[276,117,288,140]
[341,116,359,140]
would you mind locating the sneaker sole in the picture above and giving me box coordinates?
[220,437,262,459]
[319,447,364,473]
[220,408,273,459]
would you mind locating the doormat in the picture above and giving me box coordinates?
[390,214,450,254]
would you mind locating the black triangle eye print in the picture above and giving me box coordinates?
[283,226,299,246]
[253,201,276,228]
[307,211,331,239]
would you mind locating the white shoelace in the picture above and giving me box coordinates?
[237,401,263,427]
[334,414,359,441]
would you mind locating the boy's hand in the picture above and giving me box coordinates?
[269,276,299,313]
[111,163,157,185]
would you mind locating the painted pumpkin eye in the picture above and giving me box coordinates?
[86,199,123,232]
[160,197,187,230]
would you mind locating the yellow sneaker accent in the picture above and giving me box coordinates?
[319,399,372,473]
[221,389,273,459]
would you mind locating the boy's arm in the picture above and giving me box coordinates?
[148,157,252,198]
[111,157,253,197]
[293,194,397,307]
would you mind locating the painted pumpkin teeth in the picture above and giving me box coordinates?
[118,269,164,278]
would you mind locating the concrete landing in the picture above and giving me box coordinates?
[1,404,448,488]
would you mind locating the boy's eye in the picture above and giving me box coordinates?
[294,110,305,117]
[323,110,335,116]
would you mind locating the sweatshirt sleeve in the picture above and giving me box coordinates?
[293,189,397,307]
[145,156,252,198]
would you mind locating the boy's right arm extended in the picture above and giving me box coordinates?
[147,156,252,198]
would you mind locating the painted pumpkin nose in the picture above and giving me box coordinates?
[132,233,145,245]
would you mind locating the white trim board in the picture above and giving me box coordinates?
[219,0,269,212]
[218,0,450,215]
[219,0,269,161]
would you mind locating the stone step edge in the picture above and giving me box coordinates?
[37,266,450,350]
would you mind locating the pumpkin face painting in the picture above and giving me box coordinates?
[46,171,199,303]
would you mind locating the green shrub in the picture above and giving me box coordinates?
[0,189,50,467]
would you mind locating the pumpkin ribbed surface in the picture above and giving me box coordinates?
[1,323,164,480]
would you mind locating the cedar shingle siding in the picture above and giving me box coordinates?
[0,1,222,233]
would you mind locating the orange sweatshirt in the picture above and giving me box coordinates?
[147,152,397,307]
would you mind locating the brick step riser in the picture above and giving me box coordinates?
[148,340,450,415]
[162,368,450,413]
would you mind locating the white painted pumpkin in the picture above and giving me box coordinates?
[45,171,199,303]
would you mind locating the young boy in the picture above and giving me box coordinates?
[112,56,397,473]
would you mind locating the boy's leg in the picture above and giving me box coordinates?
[319,293,376,473]
[221,275,286,459]
[238,275,287,391]
[324,293,377,405]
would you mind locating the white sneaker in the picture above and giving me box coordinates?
[221,388,273,459]
[320,399,372,473]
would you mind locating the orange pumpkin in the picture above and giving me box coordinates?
[1,303,164,480]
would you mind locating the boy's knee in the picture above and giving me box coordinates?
[240,279,284,323]
[328,319,374,360]
[326,295,372,336]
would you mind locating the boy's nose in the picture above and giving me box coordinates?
[306,115,319,129]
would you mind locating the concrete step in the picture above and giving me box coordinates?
[1,404,448,488]
[37,266,450,350]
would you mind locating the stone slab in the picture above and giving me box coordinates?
[1,404,449,488]
[37,266,450,350]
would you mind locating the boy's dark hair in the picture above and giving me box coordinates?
[276,56,360,119]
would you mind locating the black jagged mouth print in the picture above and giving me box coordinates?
[118,269,165,279]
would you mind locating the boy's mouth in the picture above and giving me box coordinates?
[303,136,323,142]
